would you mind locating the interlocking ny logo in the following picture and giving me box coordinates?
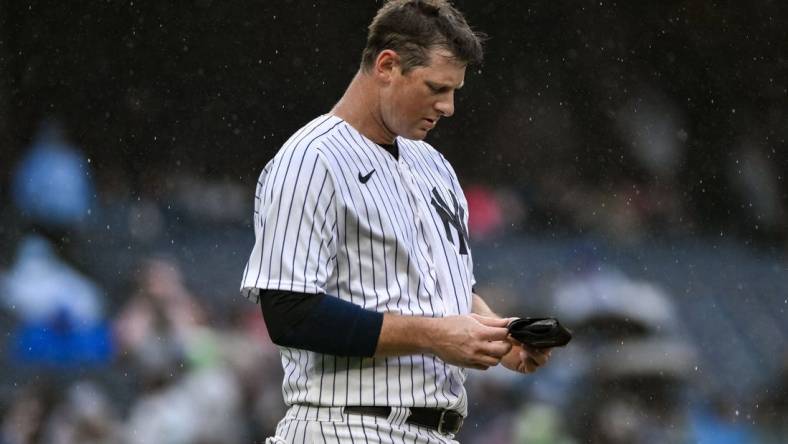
[430,187,469,255]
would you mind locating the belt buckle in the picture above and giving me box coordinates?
[437,410,462,435]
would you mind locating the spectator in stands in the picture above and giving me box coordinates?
[2,120,113,370]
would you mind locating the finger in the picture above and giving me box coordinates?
[531,352,550,366]
[519,350,537,373]
[522,351,540,372]
[476,354,502,368]
[471,314,510,328]
[467,358,498,370]
[507,335,525,347]
[524,344,551,355]
[524,347,551,366]
[517,351,529,373]
[478,326,510,341]
[482,340,512,358]
[523,348,548,368]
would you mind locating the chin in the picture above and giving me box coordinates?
[403,128,429,140]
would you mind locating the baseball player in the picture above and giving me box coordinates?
[241,1,551,442]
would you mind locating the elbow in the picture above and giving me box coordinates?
[261,310,293,347]
[263,321,282,345]
[265,324,286,346]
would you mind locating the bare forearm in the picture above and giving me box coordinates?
[373,313,436,357]
[373,311,512,370]
[376,296,497,357]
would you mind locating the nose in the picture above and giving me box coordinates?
[435,92,455,118]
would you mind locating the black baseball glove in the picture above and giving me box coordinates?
[507,317,572,349]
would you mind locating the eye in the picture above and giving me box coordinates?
[426,82,446,94]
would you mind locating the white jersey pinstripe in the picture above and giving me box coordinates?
[241,114,476,417]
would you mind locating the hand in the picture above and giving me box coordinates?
[501,336,552,374]
[429,314,512,370]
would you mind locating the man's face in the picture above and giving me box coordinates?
[381,48,467,141]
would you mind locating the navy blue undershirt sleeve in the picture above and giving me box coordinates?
[259,289,384,357]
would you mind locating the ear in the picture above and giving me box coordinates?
[373,49,400,83]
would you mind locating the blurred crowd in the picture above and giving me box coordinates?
[0,123,786,443]
[1,251,286,443]
[0,127,282,443]
[463,266,788,444]
[4,2,788,252]
[2,2,787,442]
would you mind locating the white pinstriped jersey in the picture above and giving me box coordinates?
[241,114,476,416]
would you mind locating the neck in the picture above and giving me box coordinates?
[331,71,396,145]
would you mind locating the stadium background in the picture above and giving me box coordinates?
[1,1,786,442]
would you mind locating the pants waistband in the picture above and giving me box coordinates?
[343,406,464,436]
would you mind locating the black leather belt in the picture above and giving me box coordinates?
[343,406,464,435]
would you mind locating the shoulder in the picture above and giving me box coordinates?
[262,116,351,177]
[276,115,345,158]
[253,116,343,187]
